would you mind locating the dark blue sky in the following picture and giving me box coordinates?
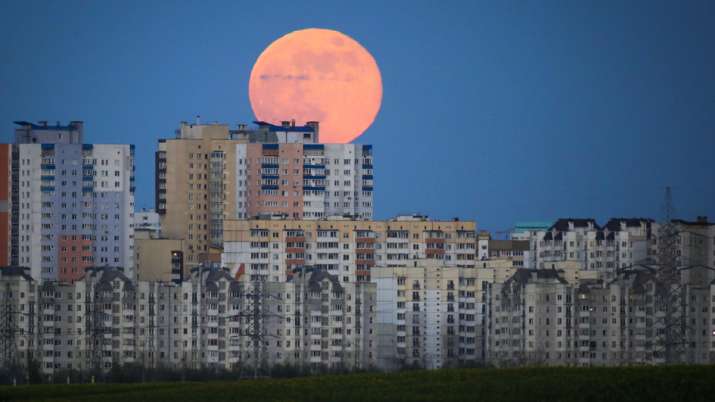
[1,0,713,231]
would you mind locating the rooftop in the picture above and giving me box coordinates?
[550,218,600,231]
[513,221,553,231]
[672,216,713,226]
[14,120,83,131]
[254,120,317,132]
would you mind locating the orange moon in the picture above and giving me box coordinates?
[249,28,382,144]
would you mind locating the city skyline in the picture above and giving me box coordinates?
[1,0,714,231]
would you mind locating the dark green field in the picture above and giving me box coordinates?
[1,366,714,402]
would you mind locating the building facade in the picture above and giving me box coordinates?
[134,238,185,282]
[530,218,654,277]
[10,121,135,282]
[133,208,161,239]
[672,217,715,282]
[222,215,477,283]
[156,121,374,271]
[0,265,378,376]
[486,266,715,367]
[373,262,485,370]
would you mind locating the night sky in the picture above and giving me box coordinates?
[1,0,713,231]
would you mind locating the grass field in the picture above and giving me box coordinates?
[1,366,714,402]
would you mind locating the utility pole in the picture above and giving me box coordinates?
[0,282,25,374]
[87,282,114,376]
[0,283,17,367]
[250,280,261,378]
[228,279,287,378]
[654,186,687,364]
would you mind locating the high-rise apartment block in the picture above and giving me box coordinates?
[156,120,374,270]
[7,121,135,282]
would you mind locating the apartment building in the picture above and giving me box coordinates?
[372,262,486,370]
[222,215,477,283]
[487,269,574,366]
[671,217,715,285]
[0,266,38,369]
[133,209,160,239]
[477,236,532,269]
[529,217,715,282]
[156,120,374,271]
[486,266,715,367]
[3,260,715,374]
[134,238,185,282]
[290,268,377,371]
[0,265,378,375]
[9,121,135,282]
[531,218,654,277]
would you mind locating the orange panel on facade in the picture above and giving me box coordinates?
[58,235,92,283]
[247,143,304,219]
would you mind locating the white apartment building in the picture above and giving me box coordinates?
[486,266,715,367]
[0,265,378,376]
[531,218,654,278]
[12,121,135,282]
[133,209,160,239]
[373,262,485,370]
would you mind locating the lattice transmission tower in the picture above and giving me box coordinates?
[654,186,688,364]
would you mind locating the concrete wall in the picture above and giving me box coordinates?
[135,238,185,282]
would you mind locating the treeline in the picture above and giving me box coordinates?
[0,358,494,385]
[0,361,375,385]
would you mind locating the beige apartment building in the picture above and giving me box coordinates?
[222,214,477,283]
[156,120,374,273]
[156,122,241,268]
[372,261,489,369]
[134,238,186,282]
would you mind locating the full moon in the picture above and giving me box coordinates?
[249,28,382,144]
